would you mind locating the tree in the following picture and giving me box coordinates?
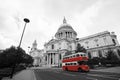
[0,46,33,68]
[105,49,119,65]
[106,50,118,61]
[76,43,86,53]
[22,53,34,66]
[117,49,120,57]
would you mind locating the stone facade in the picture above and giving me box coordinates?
[44,18,120,67]
[77,31,120,58]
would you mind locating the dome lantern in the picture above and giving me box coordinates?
[63,17,67,24]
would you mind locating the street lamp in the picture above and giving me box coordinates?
[10,18,30,78]
[19,18,30,47]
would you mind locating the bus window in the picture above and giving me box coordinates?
[76,54,79,57]
[74,63,76,65]
[73,55,75,57]
[81,54,83,56]
[78,61,82,65]
[78,61,87,65]
[84,54,86,56]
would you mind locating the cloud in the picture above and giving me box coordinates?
[0,0,120,52]
[0,33,17,49]
[73,0,104,37]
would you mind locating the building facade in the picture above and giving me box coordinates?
[77,31,120,59]
[44,18,120,67]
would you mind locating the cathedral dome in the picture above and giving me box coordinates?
[55,17,77,40]
[58,23,75,32]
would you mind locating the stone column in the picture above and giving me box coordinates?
[54,54,56,64]
[49,53,51,65]
[47,54,48,65]
[52,53,54,65]
[54,53,55,64]
[48,54,49,65]
[55,54,58,65]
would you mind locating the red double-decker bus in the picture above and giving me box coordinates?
[62,52,90,72]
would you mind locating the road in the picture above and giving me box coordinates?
[34,68,120,80]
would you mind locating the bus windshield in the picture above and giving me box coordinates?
[77,61,87,65]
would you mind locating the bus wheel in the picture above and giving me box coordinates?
[78,68,82,72]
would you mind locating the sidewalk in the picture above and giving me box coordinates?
[2,69,36,80]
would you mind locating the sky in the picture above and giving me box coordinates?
[0,0,120,53]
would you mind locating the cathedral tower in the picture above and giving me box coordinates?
[31,40,37,50]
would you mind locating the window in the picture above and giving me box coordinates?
[112,39,116,45]
[78,61,87,65]
[52,44,54,49]
[59,54,62,60]
[83,54,85,56]
[76,54,79,57]
[73,55,75,57]
[87,46,89,48]
[88,52,91,59]
[45,56,47,61]
[97,44,99,46]
[74,63,77,65]
[81,54,83,56]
